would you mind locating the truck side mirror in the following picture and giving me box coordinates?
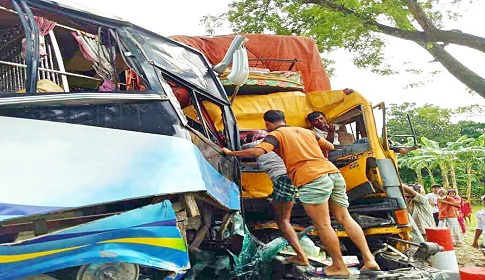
[227,46,249,87]
[212,35,248,75]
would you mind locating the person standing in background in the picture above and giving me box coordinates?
[402,184,435,240]
[425,185,441,226]
[462,196,472,223]
[437,188,463,245]
[448,189,466,234]
[472,196,485,249]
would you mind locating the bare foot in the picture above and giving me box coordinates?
[284,255,310,266]
[322,265,351,277]
[361,260,381,271]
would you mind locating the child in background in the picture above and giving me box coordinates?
[462,196,472,223]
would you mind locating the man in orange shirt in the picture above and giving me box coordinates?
[222,110,380,277]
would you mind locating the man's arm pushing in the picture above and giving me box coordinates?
[402,184,417,198]
[221,147,266,158]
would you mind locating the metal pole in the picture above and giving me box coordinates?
[0,60,101,81]
[48,30,70,91]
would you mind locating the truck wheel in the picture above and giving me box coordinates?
[76,262,139,280]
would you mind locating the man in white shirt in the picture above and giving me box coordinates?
[424,184,441,226]
[473,196,485,249]
[307,111,340,145]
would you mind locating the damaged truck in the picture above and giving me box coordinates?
[0,0,447,279]
[170,34,449,278]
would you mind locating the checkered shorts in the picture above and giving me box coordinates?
[271,174,298,202]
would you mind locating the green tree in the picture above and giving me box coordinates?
[203,0,485,96]
[457,121,485,139]
[399,154,424,184]
[387,103,460,145]
[417,137,453,189]
[399,150,437,186]
[444,135,476,193]
[455,105,485,138]
[455,134,485,198]
[399,134,485,197]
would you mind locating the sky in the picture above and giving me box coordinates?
[62,0,485,122]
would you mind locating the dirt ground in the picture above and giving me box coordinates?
[455,226,485,267]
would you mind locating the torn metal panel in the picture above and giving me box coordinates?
[0,116,240,222]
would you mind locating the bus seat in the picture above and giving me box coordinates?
[16,79,64,93]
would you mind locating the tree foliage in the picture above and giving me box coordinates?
[399,134,485,197]
[458,120,485,139]
[387,102,461,144]
[388,103,485,197]
[202,0,485,96]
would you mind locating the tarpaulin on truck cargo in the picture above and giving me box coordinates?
[170,34,331,93]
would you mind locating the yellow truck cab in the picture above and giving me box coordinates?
[173,34,416,270]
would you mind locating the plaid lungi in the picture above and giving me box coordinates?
[271,174,298,202]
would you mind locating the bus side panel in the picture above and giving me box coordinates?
[0,201,190,279]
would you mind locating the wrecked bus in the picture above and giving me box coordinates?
[0,1,446,279]
[171,34,432,271]
[0,0,258,279]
